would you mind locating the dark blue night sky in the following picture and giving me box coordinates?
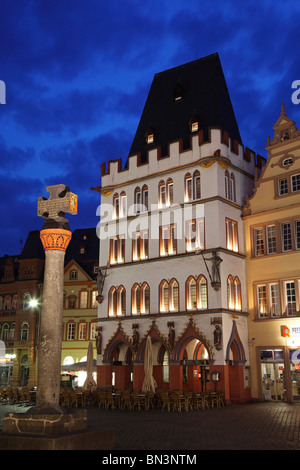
[0,0,299,256]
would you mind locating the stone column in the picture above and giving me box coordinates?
[35,228,72,412]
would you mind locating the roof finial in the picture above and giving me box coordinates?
[281,102,286,116]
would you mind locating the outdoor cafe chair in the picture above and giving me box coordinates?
[97,391,106,409]
[121,390,132,410]
[105,391,115,410]
[161,392,171,412]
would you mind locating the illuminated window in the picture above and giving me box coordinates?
[78,322,87,340]
[90,322,98,340]
[166,179,174,206]
[113,193,119,219]
[91,291,98,308]
[291,174,300,192]
[281,222,292,251]
[120,191,127,217]
[110,235,125,264]
[4,295,11,311]
[187,276,207,310]
[257,285,267,318]
[228,275,241,310]
[132,282,150,314]
[79,291,88,309]
[67,322,75,340]
[186,219,205,252]
[159,279,179,313]
[169,279,179,311]
[20,321,29,341]
[254,228,264,256]
[134,187,141,214]
[184,171,201,202]
[266,225,276,254]
[109,286,126,317]
[285,281,296,316]
[225,171,236,201]
[184,173,192,202]
[158,181,166,208]
[278,178,288,195]
[132,230,148,261]
[160,225,177,256]
[142,185,149,211]
[226,219,238,253]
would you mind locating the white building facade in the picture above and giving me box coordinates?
[95,55,264,402]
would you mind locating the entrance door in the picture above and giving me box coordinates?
[261,362,285,401]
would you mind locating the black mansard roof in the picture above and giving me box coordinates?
[128,53,241,164]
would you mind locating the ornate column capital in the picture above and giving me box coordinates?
[40,228,72,252]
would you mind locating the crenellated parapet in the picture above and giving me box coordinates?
[99,127,265,189]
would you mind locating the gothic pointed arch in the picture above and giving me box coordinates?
[136,321,169,362]
[225,321,246,364]
[103,322,133,363]
[173,318,214,362]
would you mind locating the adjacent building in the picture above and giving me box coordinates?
[0,228,99,388]
[243,103,300,403]
[96,53,265,403]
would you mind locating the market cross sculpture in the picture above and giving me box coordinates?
[37,184,78,230]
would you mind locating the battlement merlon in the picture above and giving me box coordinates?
[99,127,265,188]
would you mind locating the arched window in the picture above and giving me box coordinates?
[169,279,179,311]
[1,323,9,341]
[230,173,236,202]
[184,173,192,202]
[166,178,174,206]
[186,275,207,310]
[193,170,201,200]
[108,286,126,316]
[120,191,127,217]
[109,287,117,316]
[141,282,150,314]
[118,286,126,316]
[158,180,166,208]
[132,284,141,314]
[4,295,11,311]
[23,293,31,309]
[113,193,119,219]
[142,185,149,211]
[227,275,235,310]
[234,276,241,311]
[225,170,230,199]
[134,187,141,214]
[160,279,179,312]
[187,276,197,310]
[132,282,150,314]
[20,321,29,341]
[11,295,17,311]
[9,323,15,342]
[160,280,169,312]
[197,275,207,309]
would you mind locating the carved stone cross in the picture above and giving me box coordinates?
[37,184,78,229]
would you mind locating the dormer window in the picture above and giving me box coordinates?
[173,84,184,102]
[145,128,155,144]
[189,114,201,133]
[191,122,198,132]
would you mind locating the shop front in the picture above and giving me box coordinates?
[258,343,300,404]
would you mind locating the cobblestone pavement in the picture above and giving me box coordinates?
[1,401,300,451]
